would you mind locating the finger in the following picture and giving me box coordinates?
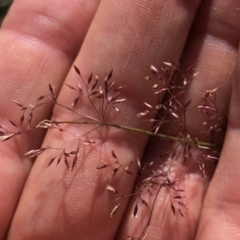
[8,1,202,239]
[118,0,240,239]
[0,0,99,237]
[196,23,240,240]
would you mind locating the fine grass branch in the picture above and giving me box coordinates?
[48,120,220,149]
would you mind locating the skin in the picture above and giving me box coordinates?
[0,0,239,239]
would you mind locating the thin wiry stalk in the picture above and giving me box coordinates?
[49,120,220,148]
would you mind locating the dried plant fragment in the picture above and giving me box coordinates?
[110,203,121,218]
[96,163,109,169]
[47,157,56,167]
[132,204,138,218]
[24,148,47,158]
[106,185,119,194]
[0,132,20,142]
[74,65,81,76]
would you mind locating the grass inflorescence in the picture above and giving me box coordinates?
[0,61,225,239]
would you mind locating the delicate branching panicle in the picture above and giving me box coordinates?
[0,61,226,240]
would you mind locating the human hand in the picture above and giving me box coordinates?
[0,1,239,240]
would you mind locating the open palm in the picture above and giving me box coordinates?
[0,1,239,239]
